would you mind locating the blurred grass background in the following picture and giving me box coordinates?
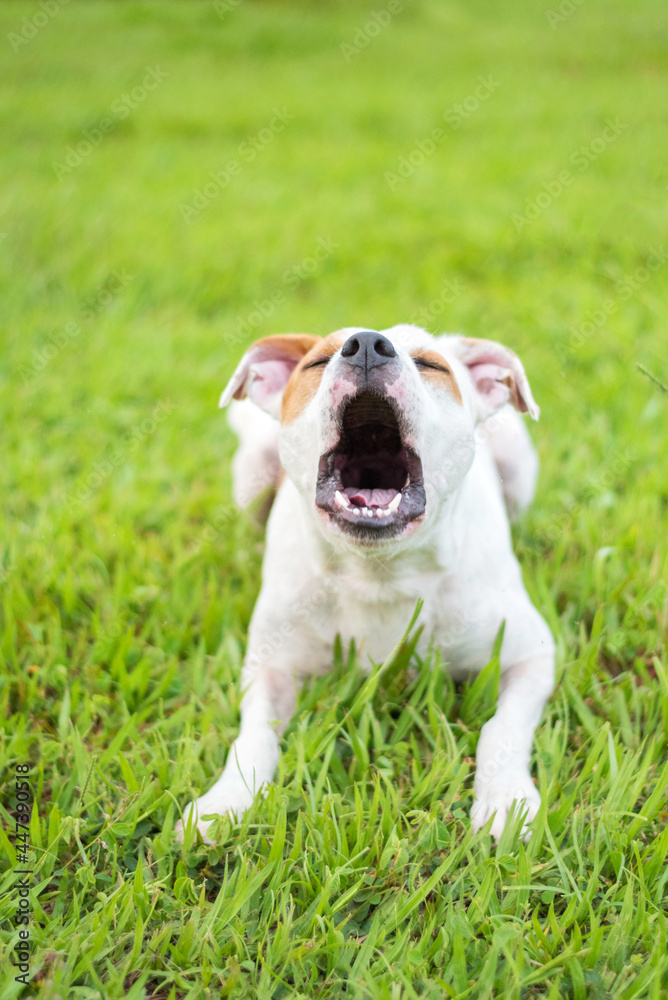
[1,0,667,996]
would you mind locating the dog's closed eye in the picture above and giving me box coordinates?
[303,356,331,370]
[412,355,451,374]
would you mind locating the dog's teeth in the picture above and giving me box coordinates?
[334,490,349,509]
[387,493,402,513]
[353,508,361,516]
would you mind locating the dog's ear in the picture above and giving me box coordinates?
[219,334,321,419]
[452,336,539,421]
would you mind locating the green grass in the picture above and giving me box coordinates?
[1,0,667,996]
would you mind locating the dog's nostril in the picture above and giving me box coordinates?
[341,336,360,358]
[374,337,396,358]
[341,331,397,364]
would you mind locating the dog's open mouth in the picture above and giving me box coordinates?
[315,392,426,538]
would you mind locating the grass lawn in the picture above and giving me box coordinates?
[1,0,668,995]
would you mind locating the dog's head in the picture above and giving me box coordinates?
[220,324,538,549]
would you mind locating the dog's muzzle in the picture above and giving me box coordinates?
[315,389,426,541]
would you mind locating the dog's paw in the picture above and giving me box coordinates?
[174,785,255,845]
[471,775,540,842]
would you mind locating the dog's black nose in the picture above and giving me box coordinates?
[340,331,397,369]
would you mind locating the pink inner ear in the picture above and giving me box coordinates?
[247,359,296,407]
[468,362,512,409]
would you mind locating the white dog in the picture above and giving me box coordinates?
[177,325,555,843]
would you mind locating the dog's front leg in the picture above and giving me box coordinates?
[471,654,554,841]
[175,664,295,843]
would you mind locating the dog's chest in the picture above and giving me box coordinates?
[319,558,503,674]
[327,565,442,665]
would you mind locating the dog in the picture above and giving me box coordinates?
[176,325,555,843]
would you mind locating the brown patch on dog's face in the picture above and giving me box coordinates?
[282,331,346,424]
[410,349,463,405]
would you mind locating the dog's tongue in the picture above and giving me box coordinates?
[345,487,398,508]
